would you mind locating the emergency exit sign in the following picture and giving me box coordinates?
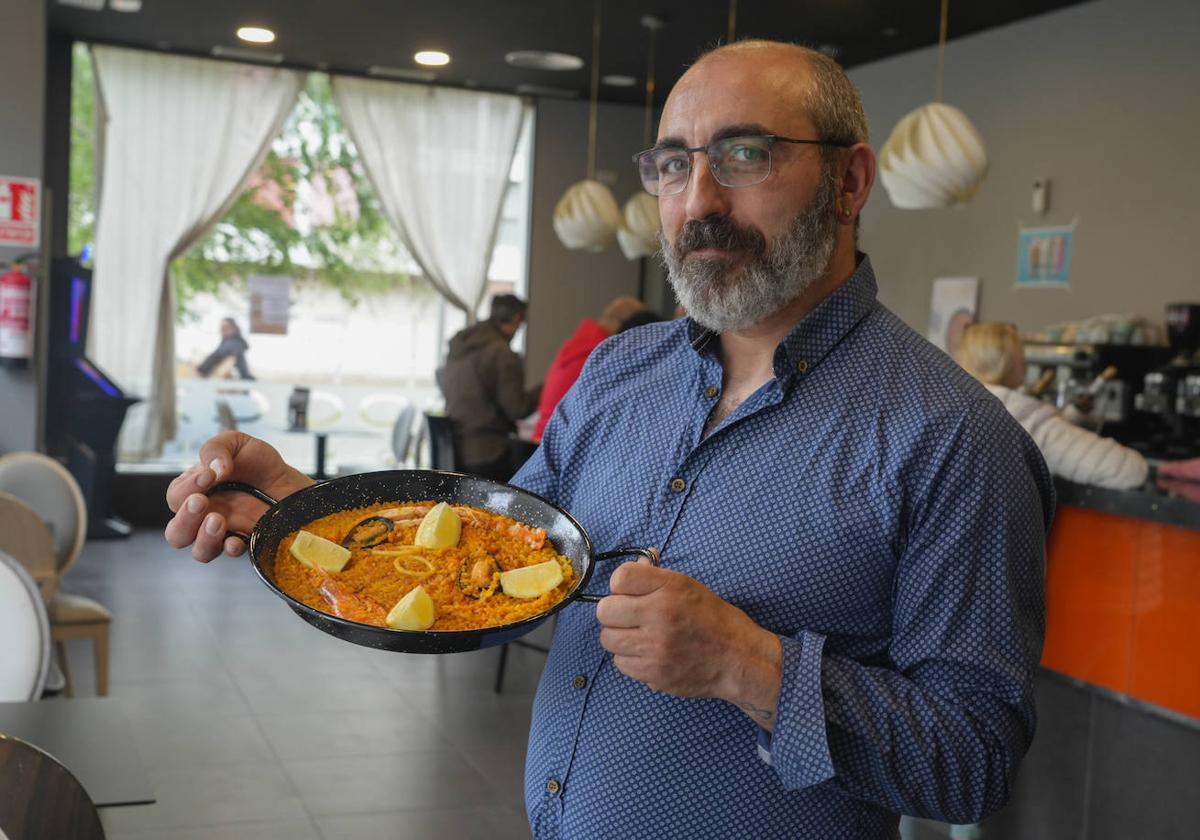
[0,176,41,248]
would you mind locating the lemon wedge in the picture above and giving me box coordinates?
[386,585,436,630]
[290,530,352,572]
[500,559,564,599]
[414,502,461,549]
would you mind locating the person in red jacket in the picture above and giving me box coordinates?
[532,297,649,440]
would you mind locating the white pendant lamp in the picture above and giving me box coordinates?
[617,192,660,259]
[553,0,621,251]
[878,0,988,209]
[617,15,664,260]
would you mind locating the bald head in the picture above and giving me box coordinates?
[669,40,869,156]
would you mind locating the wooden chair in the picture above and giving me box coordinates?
[0,735,105,840]
[0,454,112,697]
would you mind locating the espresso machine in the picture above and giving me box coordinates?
[1134,303,1200,456]
[1022,342,1171,441]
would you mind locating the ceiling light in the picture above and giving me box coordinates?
[109,0,142,11]
[56,0,104,10]
[506,50,584,71]
[236,26,276,44]
[414,50,450,67]
[601,74,636,87]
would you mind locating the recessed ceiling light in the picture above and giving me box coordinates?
[414,50,450,67]
[236,26,276,45]
[506,50,584,71]
[109,0,142,11]
[601,74,637,87]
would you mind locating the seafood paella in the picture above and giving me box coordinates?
[274,500,576,632]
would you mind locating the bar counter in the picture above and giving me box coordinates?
[1042,477,1200,723]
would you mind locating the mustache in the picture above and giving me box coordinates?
[674,216,766,258]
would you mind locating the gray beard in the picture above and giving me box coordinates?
[659,169,840,333]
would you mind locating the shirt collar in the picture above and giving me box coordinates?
[685,252,879,381]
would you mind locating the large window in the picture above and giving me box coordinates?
[68,46,534,472]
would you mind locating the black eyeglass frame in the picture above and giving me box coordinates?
[632,134,852,196]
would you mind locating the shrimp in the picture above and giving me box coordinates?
[313,569,388,625]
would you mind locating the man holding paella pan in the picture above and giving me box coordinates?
[166,40,1052,840]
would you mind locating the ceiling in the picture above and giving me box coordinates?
[51,0,1093,106]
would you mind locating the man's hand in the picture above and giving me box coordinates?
[164,432,314,562]
[596,560,784,730]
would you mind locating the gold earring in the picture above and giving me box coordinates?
[842,207,852,217]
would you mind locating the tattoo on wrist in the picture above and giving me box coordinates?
[738,703,776,723]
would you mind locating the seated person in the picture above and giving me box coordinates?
[532,297,650,440]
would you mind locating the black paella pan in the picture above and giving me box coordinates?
[207,469,657,654]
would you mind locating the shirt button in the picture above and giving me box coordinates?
[546,778,561,795]
[704,384,718,398]
[796,359,809,373]
[670,477,686,493]
[573,674,587,689]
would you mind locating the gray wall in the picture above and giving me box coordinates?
[850,0,1200,335]
[0,0,46,454]
[525,98,647,380]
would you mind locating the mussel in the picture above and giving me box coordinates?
[457,556,502,600]
[341,516,395,549]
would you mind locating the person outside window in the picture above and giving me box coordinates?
[195,317,254,380]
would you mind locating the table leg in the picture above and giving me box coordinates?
[315,433,328,479]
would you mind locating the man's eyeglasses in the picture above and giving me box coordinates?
[633,134,850,197]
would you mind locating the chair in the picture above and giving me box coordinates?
[391,404,418,467]
[0,735,105,840]
[0,453,112,697]
[425,413,460,471]
[0,549,51,702]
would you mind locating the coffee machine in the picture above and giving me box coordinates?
[1022,342,1173,445]
[1134,303,1200,456]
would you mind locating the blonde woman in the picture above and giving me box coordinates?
[954,322,1149,489]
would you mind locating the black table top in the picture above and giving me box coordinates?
[0,698,154,808]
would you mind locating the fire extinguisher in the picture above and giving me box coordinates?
[0,262,35,368]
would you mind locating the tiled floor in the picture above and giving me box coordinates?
[53,529,549,840]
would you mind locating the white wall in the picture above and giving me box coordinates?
[850,0,1200,334]
[524,98,647,380]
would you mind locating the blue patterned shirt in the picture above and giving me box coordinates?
[512,255,1053,839]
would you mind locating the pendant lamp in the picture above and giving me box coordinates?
[553,0,621,251]
[878,0,988,209]
[617,15,664,260]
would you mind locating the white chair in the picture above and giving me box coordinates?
[0,549,51,701]
[0,453,111,697]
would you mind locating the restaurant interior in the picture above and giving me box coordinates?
[1,0,1198,838]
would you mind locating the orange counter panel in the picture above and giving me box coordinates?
[1042,505,1200,720]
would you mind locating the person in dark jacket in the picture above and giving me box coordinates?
[438,294,541,481]
[196,317,254,380]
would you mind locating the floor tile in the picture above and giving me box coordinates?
[127,713,276,770]
[315,805,531,840]
[283,752,497,816]
[97,761,308,833]
[104,817,322,840]
[255,709,452,761]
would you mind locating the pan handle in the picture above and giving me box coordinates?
[205,481,280,546]
[574,546,660,603]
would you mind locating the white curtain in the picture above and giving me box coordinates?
[89,46,301,460]
[332,77,524,320]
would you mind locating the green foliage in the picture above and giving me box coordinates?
[67,43,95,257]
[67,52,417,321]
